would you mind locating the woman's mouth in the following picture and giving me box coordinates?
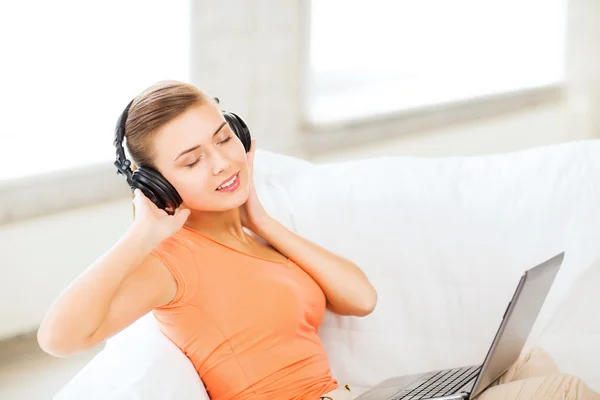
[216,172,240,192]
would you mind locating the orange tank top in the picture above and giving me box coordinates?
[150,226,338,400]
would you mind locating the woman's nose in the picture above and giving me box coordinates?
[210,150,231,175]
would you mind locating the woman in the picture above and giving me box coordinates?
[38,81,598,400]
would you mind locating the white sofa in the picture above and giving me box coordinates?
[56,140,600,399]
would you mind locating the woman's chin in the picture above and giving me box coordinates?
[204,194,250,212]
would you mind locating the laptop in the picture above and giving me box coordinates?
[356,252,564,400]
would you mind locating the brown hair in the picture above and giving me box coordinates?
[125,80,212,170]
[124,80,212,218]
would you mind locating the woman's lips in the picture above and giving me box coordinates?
[216,172,240,192]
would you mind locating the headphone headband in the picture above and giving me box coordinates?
[114,99,134,146]
[113,99,135,189]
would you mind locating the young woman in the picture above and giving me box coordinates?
[38,81,599,400]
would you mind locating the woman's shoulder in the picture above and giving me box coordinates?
[151,229,203,272]
[152,226,222,274]
[154,229,192,254]
[150,229,202,307]
[154,226,209,255]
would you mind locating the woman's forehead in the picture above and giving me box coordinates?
[162,103,222,136]
[154,104,225,160]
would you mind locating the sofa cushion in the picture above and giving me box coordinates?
[54,312,209,400]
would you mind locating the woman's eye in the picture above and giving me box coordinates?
[185,136,231,168]
[186,158,200,168]
[219,135,233,144]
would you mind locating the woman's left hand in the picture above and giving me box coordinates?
[240,139,269,232]
[239,139,377,316]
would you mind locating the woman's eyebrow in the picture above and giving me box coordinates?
[173,121,227,162]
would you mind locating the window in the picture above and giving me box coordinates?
[306,0,567,126]
[0,1,190,182]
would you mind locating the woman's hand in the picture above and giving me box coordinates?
[240,139,269,232]
[132,188,191,247]
[250,215,378,317]
[238,139,377,316]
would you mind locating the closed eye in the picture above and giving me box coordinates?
[185,156,201,168]
[219,135,233,145]
[185,136,231,168]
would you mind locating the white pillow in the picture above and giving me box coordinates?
[54,313,209,400]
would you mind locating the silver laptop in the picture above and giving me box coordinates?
[356,252,564,400]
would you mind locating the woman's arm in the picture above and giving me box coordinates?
[241,140,376,316]
[37,223,176,357]
[38,189,189,357]
[253,216,377,317]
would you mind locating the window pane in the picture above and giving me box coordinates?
[0,1,190,182]
[307,0,566,125]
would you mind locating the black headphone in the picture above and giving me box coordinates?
[113,97,252,215]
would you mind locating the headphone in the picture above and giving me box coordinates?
[113,97,252,215]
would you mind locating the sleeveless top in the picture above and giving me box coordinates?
[150,226,338,400]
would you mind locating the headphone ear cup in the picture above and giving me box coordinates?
[223,111,251,153]
[131,176,167,211]
[132,167,182,214]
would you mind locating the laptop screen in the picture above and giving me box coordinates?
[470,253,563,399]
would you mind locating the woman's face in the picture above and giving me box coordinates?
[152,102,250,212]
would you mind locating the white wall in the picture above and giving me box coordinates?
[1,0,599,341]
[189,0,600,162]
[0,200,132,341]
[309,99,591,163]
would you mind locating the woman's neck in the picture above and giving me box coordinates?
[184,207,250,243]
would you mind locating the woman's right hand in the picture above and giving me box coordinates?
[131,188,191,247]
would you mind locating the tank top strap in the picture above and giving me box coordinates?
[151,231,199,308]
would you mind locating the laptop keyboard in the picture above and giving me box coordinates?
[391,365,481,400]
